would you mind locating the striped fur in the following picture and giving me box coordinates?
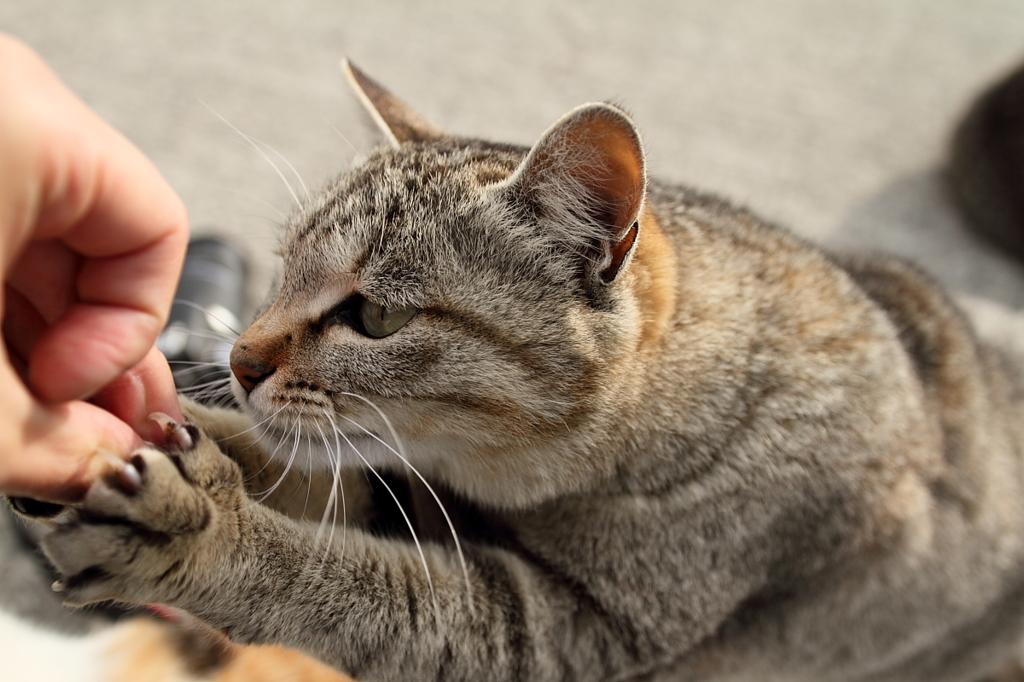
[21,70,1024,682]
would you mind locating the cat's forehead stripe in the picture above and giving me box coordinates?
[291,140,526,245]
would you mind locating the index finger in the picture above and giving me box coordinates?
[0,37,189,402]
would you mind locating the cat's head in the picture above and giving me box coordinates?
[230,63,664,504]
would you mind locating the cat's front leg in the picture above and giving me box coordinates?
[26,415,637,681]
[34,416,249,608]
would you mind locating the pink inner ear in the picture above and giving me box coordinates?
[600,135,645,230]
[557,111,645,227]
[511,103,647,282]
[601,220,639,283]
[565,113,645,281]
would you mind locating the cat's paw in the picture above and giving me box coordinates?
[39,415,246,608]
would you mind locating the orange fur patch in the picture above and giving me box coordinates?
[105,618,355,682]
[631,209,678,351]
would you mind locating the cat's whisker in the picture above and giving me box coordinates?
[220,403,296,485]
[277,415,317,510]
[309,424,332,543]
[301,426,321,521]
[321,115,359,156]
[228,188,289,220]
[170,299,244,338]
[182,387,233,407]
[281,412,307,494]
[248,430,299,493]
[250,419,291,497]
[185,389,233,410]
[250,405,298,461]
[176,371,233,391]
[251,137,310,200]
[168,364,232,378]
[200,100,302,207]
[177,374,233,392]
[211,390,240,410]
[171,370,233,395]
[225,134,302,206]
[182,378,234,395]
[310,421,348,568]
[326,414,440,624]
[168,359,231,368]
[238,213,292,229]
[291,426,336,577]
[255,410,306,502]
[164,330,239,348]
[247,426,294,487]
[330,424,348,566]
[167,355,233,376]
[337,396,474,612]
[225,401,291,443]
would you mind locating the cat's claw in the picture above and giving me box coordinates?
[98,449,143,496]
[149,412,195,450]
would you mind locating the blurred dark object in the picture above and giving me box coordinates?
[948,60,1024,262]
[157,238,248,398]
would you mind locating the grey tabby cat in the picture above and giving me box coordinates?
[14,63,1024,682]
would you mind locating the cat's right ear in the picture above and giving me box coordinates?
[505,103,647,285]
[342,60,445,147]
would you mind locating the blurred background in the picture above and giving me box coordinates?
[2,0,1024,675]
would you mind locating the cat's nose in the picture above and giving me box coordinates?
[231,360,275,395]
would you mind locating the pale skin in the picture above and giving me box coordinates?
[0,34,187,503]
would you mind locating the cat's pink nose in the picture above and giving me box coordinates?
[231,360,274,395]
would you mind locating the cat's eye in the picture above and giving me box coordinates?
[358,299,416,338]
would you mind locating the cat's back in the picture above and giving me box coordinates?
[583,177,1024,682]
[635,179,935,474]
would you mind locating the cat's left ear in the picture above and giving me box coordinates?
[506,103,646,285]
[343,59,445,147]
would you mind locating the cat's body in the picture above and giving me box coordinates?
[16,65,1024,682]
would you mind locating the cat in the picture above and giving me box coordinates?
[11,61,1024,682]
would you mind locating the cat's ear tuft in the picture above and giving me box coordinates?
[507,103,646,284]
[342,59,445,147]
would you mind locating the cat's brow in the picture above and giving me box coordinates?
[283,273,360,323]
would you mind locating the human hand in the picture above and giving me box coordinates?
[0,35,188,502]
